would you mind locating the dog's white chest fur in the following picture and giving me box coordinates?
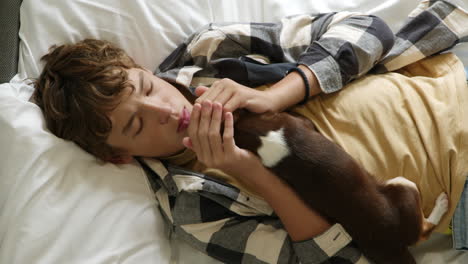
[257,128,291,168]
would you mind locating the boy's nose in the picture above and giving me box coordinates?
[142,101,173,124]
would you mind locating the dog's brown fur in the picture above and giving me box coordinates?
[232,111,440,264]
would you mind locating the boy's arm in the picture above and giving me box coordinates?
[158,13,394,111]
[291,13,394,94]
[265,14,394,111]
[240,160,331,241]
[266,64,320,113]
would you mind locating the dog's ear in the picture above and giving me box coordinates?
[231,112,264,153]
[232,109,249,124]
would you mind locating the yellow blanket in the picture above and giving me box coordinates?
[163,53,468,232]
[291,53,468,232]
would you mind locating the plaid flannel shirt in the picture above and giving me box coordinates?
[140,1,468,263]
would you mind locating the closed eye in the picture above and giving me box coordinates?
[146,83,153,96]
[135,117,144,137]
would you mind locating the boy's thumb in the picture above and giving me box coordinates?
[182,137,193,149]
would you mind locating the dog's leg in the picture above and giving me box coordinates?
[419,193,449,242]
[427,193,449,225]
[385,176,418,190]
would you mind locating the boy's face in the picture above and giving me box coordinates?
[106,68,193,159]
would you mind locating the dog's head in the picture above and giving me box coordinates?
[233,110,315,135]
[232,110,317,158]
[231,110,281,154]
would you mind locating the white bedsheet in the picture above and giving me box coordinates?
[1,0,467,263]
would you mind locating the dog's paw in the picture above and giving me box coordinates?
[427,192,449,225]
[435,192,449,214]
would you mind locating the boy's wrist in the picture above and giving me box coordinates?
[246,163,283,196]
[264,86,298,113]
[265,65,321,112]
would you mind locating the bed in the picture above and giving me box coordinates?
[1,0,468,263]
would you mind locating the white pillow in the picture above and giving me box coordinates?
[0,82,172,263]
[17,0,264,81]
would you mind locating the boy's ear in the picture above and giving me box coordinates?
[106,154,134,164]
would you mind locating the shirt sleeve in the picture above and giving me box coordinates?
[156,12,394,94]
[292,223,369,264]
[294,13,394,93]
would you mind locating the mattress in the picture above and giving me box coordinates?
[0,0,21,83]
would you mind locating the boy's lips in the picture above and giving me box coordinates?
[177,106,190,133]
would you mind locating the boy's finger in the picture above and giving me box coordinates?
[182,137,193,149]
[195,86,209,97]
[223,112,235,153]
[213,90,234,110]
[223,96,241,115]
[210,102,224,158]
[196,85,222,105]
[199,100,213,162]
[188,103,201,153]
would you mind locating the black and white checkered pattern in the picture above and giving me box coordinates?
[139,158,366,264]
[156,12,395,95]
[142,1,468,263]
[375,0,468,73]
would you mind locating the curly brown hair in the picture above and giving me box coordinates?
[32,39,143,161]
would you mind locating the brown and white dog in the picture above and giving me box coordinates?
[232,111,449,264]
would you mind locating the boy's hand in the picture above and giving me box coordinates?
[194,78,277,115]
[182,99,263,178]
